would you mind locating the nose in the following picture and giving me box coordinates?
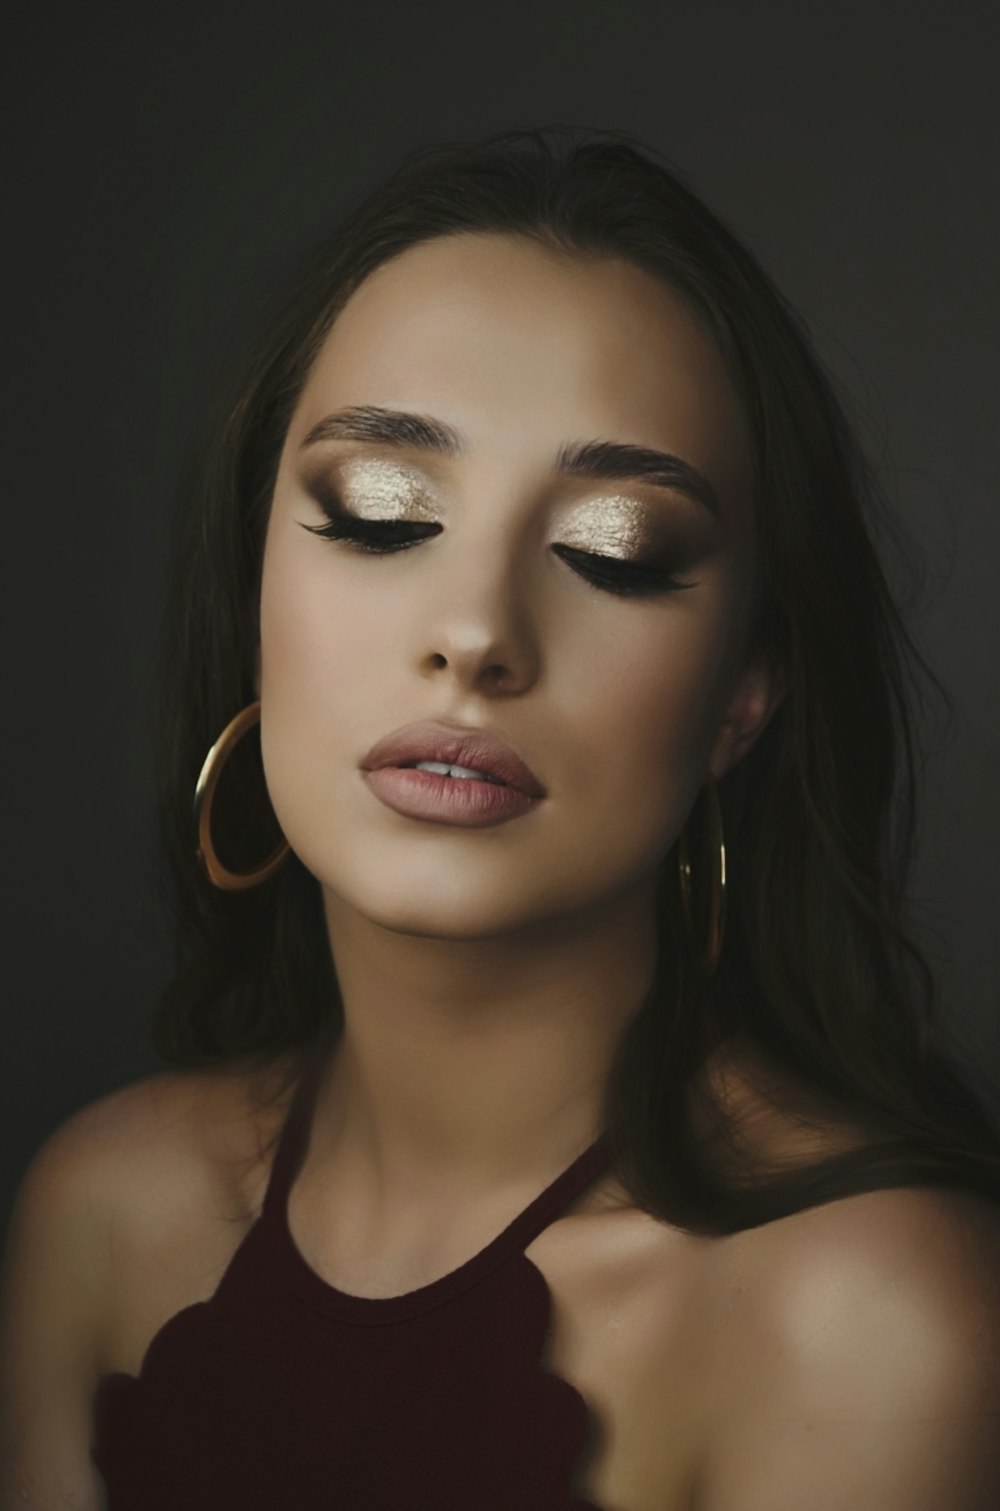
[413,530,542,696]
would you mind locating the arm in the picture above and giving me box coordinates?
[698,1190,1000,1511]
[0,1115,111,1511]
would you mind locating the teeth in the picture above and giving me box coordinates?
[413,760,507,785]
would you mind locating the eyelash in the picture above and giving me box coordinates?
[301,498,696,600]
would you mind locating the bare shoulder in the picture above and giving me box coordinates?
[3,1070,209,1272]
[697,1036,1000,1367]
[4,1054,301,1346]
[754,1183,1000,1348]
[16,1063,239,1165]
[696,1186,1000,1509]
[0,1059,300,1507]
[12,1062,278,1223]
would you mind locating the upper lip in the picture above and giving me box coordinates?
[361,721,546,798]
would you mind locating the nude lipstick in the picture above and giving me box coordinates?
[360,720,546,828]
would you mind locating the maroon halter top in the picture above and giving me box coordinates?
[90,1042,614,1508]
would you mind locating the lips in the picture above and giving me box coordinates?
[361,720,546,798]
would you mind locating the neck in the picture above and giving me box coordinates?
[309,878,660,1214]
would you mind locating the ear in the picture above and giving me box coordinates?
[708,653,787,782]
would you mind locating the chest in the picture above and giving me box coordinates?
[522,1211,726,1511]
[101,1183,735,1511]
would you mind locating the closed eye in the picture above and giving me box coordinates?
[299,510,697,599]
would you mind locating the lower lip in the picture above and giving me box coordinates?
[362,766,542,827]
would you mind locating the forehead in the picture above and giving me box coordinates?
[292,233,751,512]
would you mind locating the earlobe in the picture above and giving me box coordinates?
[710,657,788,781]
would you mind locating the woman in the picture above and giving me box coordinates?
[3,125,999,1510]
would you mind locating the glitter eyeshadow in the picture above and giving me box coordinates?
[557,495,661,560]
[338,458,440,521]
[337,461,666,564]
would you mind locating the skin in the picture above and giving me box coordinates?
[255,230,785,1271]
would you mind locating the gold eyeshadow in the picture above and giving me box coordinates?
[318,459,681,564]
[556,495,662,561]
[336,458,439,521]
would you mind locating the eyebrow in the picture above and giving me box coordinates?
[300,405,723,521]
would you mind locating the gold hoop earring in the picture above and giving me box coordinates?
[677,774,726,976]
[194,699,290,891]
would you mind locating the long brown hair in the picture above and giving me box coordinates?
[138,124,1000,1236]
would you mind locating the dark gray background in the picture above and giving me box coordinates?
[4,0,998,1235]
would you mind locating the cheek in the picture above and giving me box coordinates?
[262,546,335,676]
[561,597,733,796]
[549,590,737,887]
[256,533,396,838]
[259,526,398,706]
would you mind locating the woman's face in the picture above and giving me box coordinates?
[259,232,778,940]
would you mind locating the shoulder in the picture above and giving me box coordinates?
[758,1183,1000,1351]
[16,1063,266,1199]
[5,1073,200,1263]
[4,1054,300,1310]
[698,1186,1000,1509]
[0,1062,296,1504]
